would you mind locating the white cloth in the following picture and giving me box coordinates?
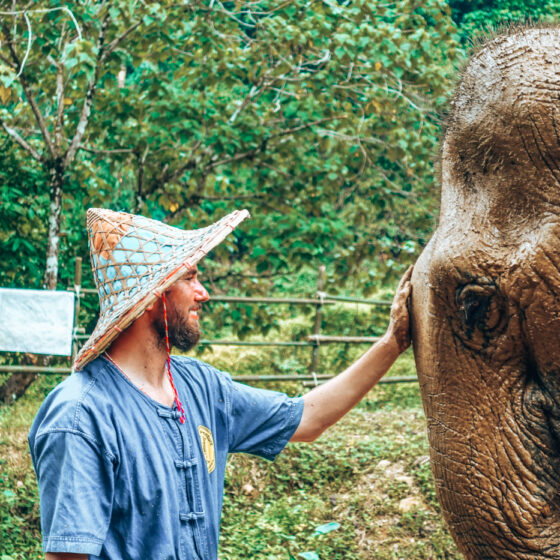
[0,288,75,355]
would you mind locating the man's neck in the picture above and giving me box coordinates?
[105,311,175,406]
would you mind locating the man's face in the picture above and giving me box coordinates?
[154,267,209,352]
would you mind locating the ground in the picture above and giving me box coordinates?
[0,349,462,559]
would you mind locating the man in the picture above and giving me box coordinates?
[29,208,412,560]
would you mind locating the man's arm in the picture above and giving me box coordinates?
[291,266,413,442]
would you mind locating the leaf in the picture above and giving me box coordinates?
[0,85,11,103]
[313,521,341,535]
[298,553,320,560]
[0,75,14,88]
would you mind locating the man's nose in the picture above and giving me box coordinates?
[194,279,209,302]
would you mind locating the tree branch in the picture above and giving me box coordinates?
[161,139,203,185]
[2,22,56,159]
[101,20,142,60]
[0,116,41,160]
[0,53,16,68]
[63,13,110,167]
[64,13,143,167]
[80,146,134,155]
[139,140,205,199]
[206,117,341,171]
[51,56,65,151]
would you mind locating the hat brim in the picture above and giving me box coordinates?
[74,209,250,371]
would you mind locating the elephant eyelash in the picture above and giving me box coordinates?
[453,283,508,349]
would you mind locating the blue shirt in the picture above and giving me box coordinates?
[28,355,304,559]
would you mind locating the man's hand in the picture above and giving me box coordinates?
[387,265,413,354]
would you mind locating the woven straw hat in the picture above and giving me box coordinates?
[74,208,250,370]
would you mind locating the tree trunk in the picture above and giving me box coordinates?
[0,370,39,404]
[43,160,65,290]
[0,163,66,403]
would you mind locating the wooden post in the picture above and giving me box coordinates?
[309,265,326,376]
[72,257,82,360]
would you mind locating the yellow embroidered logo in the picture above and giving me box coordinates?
[198,425,215,474]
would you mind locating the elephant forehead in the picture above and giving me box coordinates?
[450,28,560,136]
[442,27,560,219]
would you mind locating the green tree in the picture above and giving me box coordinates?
[0,0,460,396]
[0,1,459,288]
[449,0,560,41]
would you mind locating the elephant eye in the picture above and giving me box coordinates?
[455,283,506,335]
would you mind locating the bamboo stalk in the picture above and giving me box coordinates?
[0,365,71,374]
[307,335,381,344]
[310,265,326,374]
[317,294,392,306]
[0,365,417,385]
[199,340,313,347]
[76,290,392,307]
[72,335,315,347]
[72,257,82,360]
[302,376,417,386]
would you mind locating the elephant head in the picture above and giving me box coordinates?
[411,27,560,558]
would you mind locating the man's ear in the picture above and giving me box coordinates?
[144,296,163,314]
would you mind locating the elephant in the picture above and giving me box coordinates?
[410,26,560,558]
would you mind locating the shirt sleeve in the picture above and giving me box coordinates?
[31,428,116,555]
[227,381,304,460]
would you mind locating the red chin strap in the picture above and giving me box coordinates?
[162,292,186,424]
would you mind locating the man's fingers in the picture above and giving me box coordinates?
[393,265,413,307]
[397,265,413,292]
[389,265,414,353]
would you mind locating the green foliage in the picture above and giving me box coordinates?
[449,0,560,41]
[0,142,48,288]
[0,465,41,558]
[0,0,459,300]
[0,374,63,560]
[220,378,460,559]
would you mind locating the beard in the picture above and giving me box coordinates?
[154,303,201,352]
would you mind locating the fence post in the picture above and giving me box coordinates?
[309,265,326,376]
[72,257,82,361]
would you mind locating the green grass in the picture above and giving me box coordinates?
[0,374,64,560]
[220,355,460,559]
[0,308,462,559]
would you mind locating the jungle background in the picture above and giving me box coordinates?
[1,1,559,558]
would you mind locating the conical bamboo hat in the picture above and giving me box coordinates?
[74,208,250,370]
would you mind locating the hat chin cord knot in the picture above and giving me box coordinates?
[162,292,186,424]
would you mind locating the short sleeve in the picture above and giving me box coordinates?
[227,381,304,460]
[31,429,115,554]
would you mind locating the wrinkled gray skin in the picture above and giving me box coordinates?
[411,27,560,559]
